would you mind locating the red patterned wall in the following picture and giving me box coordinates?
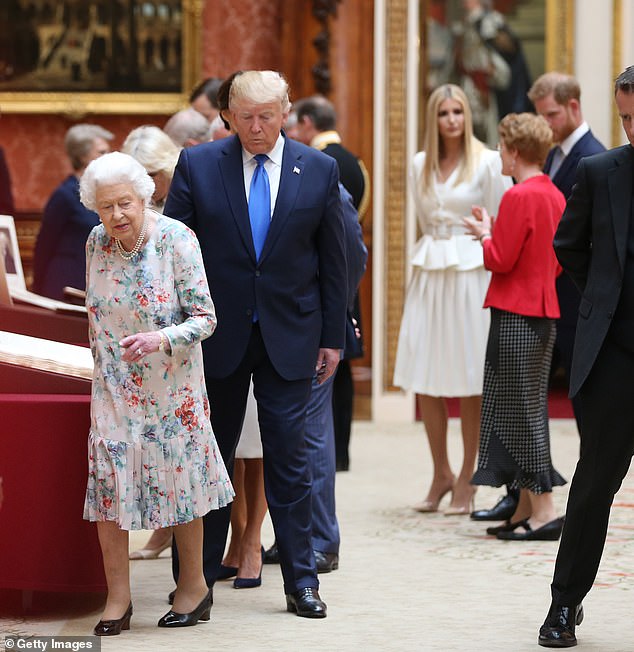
[0,1,282,212]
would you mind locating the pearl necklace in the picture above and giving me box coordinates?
[115,215,148,261]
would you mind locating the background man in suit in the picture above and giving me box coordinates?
[472,72,606,524]
[292,95,369,473]
[538,66,634,648]
[530,72,605,431]
[165,70,347,619]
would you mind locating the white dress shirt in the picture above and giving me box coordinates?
[242,133,285,218]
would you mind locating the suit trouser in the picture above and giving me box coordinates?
[551,336,634,606]
[333,360,354,469]
[173,324,317,594]
[305,374,340,554]
[554,273,584,433]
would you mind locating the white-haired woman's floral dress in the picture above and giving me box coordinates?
[83,213,233,530]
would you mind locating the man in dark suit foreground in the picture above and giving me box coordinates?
[165,70,347,618]
[538,66,634,647]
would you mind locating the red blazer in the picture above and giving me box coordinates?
[482,174,565,318]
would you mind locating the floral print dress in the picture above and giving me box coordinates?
[83,213,233,530]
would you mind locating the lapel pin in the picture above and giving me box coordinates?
[293,166,301,175]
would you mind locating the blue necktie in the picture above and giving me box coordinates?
[249,154,271,261]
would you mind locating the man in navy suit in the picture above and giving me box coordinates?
[164,70,347,619]
[529,72,605,432]
[538,65,634,648]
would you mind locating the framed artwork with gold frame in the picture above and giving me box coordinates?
[419,0,574,145]
[0,0,203,115]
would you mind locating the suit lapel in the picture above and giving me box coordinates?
[258,138,304,263]
[608,146,633,273]
[218,136,257,261]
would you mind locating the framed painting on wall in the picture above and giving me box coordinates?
[0,0,203,115]
[419,0,574,147]
[0,215,26,292]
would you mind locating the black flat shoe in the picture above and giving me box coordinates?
[496,517,564,541]
[168,589,175,605]
[314,550,339,573]
[471,493,518,521]
[285,588,327,618]
[217,564,238,580]
[94,602,133,636]
[158,589,212,628]
[486,520,525,536]
[538,602,583,647]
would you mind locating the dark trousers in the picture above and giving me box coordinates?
[172,324,317,594]
[333,359,354,469]
[551,336,634,606]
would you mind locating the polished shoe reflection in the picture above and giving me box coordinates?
[285,588,327,618]
[314,550,339,573]
[93,602,133,636]
[496,517,564,541]
[157,589,212,628]
[538,602,583,648]
[471,493,518,521]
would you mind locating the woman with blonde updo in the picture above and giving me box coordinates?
[464,112,567,541]
[122,125,181,214]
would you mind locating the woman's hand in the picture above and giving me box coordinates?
[120,331,164,362]
[463,205,493,241]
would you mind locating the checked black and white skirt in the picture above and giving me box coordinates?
[472,308,566,494]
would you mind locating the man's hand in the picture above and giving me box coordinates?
[315,347,341,384]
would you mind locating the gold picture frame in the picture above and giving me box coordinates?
[0,0,203,116]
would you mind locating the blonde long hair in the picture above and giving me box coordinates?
[420,84,485,193]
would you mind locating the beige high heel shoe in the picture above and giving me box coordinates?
[444,487,476,516]
[413,480,454,513]
[129,530,173,560]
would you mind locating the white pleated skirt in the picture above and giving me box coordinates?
[393,266,490,397]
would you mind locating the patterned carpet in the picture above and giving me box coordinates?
[2,418,634,651]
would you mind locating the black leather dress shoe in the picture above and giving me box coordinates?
[168,589,175,605]
[496,517,564,541]
[538,602,583,647]
[263,542,280,564]
[285,588,327,618]
[314,550,339,573]
[158,589,213,627]
[471,494,518,521]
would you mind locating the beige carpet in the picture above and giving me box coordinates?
[2,419,634,651]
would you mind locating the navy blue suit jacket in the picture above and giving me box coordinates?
[544,130,606,201]
[33,175,100,299]
[164,133,347,381]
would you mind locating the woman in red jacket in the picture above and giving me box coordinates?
[463,112,567,541]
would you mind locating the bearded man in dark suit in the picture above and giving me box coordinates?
[538,66,634,648]
[164,70,347,619]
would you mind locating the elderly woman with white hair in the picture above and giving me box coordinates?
[80,151,233,635]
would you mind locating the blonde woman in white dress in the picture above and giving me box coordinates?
[394,84,511,515]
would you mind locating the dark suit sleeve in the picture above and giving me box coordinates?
[553,158,593,293]
[164,149,198,230]
[340,185,367,310]
[33,188,69,293]
[317,162,348,349]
